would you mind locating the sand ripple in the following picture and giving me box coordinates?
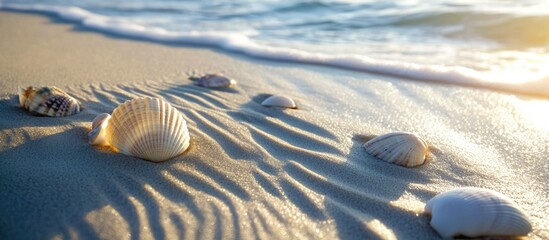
[1,79,548,239]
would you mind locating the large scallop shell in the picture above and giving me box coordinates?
[89,97,190,162]
[18,86,81,117]
[424,187,532,238]
[261,95,297,109]
[363,132,428,167]
[192,73,236,88]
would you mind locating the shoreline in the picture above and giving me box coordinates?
[2,5,549,99]
[1,11,548,239]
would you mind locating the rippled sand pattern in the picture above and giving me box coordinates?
[0,12,547,240]
[1,78,547,239]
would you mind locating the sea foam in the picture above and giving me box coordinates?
[2,3,548,98]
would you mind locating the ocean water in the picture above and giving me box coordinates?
[2,0,549,96]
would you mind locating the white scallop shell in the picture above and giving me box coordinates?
[89,97,190,162]
[18,86,81,117]
[261,95,297,109]
[363,132,427,167]
[424,187,532,238]
[194,74,236,88]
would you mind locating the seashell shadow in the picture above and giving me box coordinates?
[280,135,437,239]
[190,83,240,94]
[187,73,237,89]
[89,135,195,163]
[250,93,278,106]
[156,83,239,112]
[184,75,240,94]
[252,93,298,109]
[233,93,337,140]
[0,123,223,239]
[341,135,490,238]
[349,133,473,187]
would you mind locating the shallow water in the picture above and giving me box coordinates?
[2,0,549,96]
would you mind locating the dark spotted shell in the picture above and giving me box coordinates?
[18,86,81,117]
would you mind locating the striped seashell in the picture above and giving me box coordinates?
[424,187,532,238]
[18,86,81,117]
[261,95,297,109]
[363,132,428,167]
[192,73,236,88]
[89,97,190,162]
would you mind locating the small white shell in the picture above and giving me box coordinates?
[261,95,297,109]
[363,132,427,167]
[18,86,81,117]
[424,187,532,238]
[194,74,236,88]
[89,97,190,162]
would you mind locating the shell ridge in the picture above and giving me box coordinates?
[160,99,174,159]
[116,100,140,155]
[135,98,153,158]
[162,99,187,160]
[368,137,399,162]
[151,98,165,159]
[173,106,190,157]
[178,113,191,156]
[108,104,124,153]
[107,105,121,151]
[128,98,145,157]
[169,104,186,158]
[364,132,428,167]
[159,100,169,158]
[491,202,532,235]
[170,104,183,158]
[141,98,156,157]
[151,99,165,159]
[390,143,409,164]
[142,98,166,160]
[160,101,174,159]
[397,150,411,165]
[141,98,156,158]
[115,101,134,154]
[90,97,190,161]
[167,105,185,158]
[136,98,153,158]
[425,187,532,238]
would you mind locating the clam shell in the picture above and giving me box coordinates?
[89,97,190,162]
[194,74,236,88]
[424,187,532,238]
[18,86,81,117]
[261,95,297,109]
[363,132,427,167]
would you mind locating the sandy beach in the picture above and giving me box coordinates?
[0,11,548,239]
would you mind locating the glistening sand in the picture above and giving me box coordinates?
[0,11,548,239]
